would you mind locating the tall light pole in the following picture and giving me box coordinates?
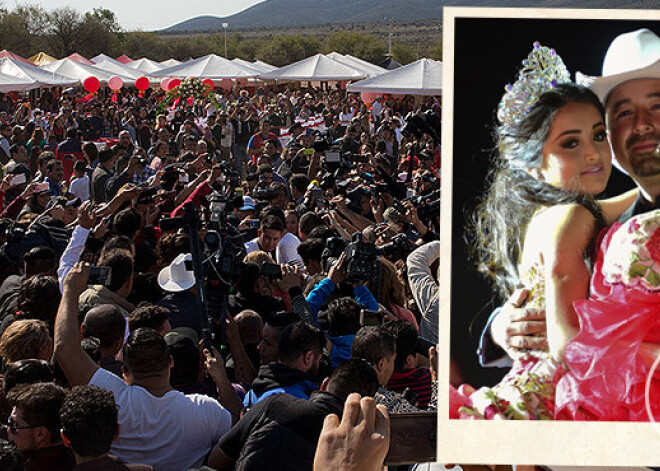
[222,23,229,58]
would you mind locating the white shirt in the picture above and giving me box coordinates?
[90,368,232,471]
[371,100,383,118]
[276,232,302,266]
[58,225,90,293]
[69,174,90,203]
[245,238,260,255]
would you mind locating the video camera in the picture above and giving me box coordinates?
[321,233,381,283]
[401,110,441,144]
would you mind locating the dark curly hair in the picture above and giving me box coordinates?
[469,83,605,299]
[60,385,118,457]
[15,275,61,332]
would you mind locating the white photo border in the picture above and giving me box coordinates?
[439,7,660,466]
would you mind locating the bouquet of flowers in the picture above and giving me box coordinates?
[157,77,222,114]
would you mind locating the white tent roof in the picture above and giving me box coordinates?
[154,54,260,79]
[0,72,37,92]
[92,58,142,83]
[347,58,442,95]
[91,53,116,64]
[0,57,77,87]
[160,58,182,68]
[231,58,266,74]
[259,54,367,81]
[325,52,386,78]
[253,60,277,72]
[40,58,134,85]
[127,57,165,74]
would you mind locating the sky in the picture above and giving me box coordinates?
[11,0,264,31]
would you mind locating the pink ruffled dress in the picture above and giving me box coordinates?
[555,211,660,421]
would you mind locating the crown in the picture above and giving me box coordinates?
[497,42,571,128]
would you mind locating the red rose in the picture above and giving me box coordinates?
[646,227,660,263]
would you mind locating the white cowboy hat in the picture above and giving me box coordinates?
[588,28,660,104]
[158,253,195,293]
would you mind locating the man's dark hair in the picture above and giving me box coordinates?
[326,297,362,337]
[267,311,301,330]
[101,234,135,255]
[352,326,396,366]
[2,359,53,394]
[260,205,286,225]
[307,225,335,240]
[382,320,418,371]
[23,246,57,277]
[112,208,142,239]
[7,382,66,440]
[297,238,325,265]
[98,147,114,164]
[81,337,102,364]
[129,304,170,333]
[66,127,77,139]
[299,213,323,238]
[97,248,133,293]
[45,159,61,172]
[257,164,273,175]
[15,275,61,329]
[259,215,284,233]
[122,328,170,379]
[0,439,22,471]
[60,385,118,458]
[236,262,261,296]
[326,359,379,401]
[289,174,309,194]
[277,321,325,364]
[82,305,126,350]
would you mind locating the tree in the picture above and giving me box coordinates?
[47,7,84,56]
[258,35,321,66]
[427,39,442,61]
[322,31,386,64]
[392,43,416,65]
[0,9,34,56]
[120,31,170,61]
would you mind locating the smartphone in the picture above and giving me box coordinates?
[261,262,282,279]
[234,188,244,198]
[303,148,314,156]
[325,151,341,163]
[179,173,189,183]
[88,266,112,286]
[10,173,26,186]
[248,219,260,229]
[34,182,49,192]
[385,412,437,465]
[360,309,384,327]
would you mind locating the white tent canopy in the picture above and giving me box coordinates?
[92,58,142,83]
[325,52,386,78]
[40,58,134,85]
[253,60,277,73]
[231,58,267,74]
[154,54,260,79]
[127,57,165,74]
[0,72,37,92]
[160,58,182,68]
[91,53,117,64]
[0,57,77,87]
[258,54,367,81]
[347,58,442,96]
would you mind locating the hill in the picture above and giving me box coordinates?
[161,0,658,33]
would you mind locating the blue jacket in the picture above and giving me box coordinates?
[305,278,379,325]
[328,334,355,368]
[243,363,318,407]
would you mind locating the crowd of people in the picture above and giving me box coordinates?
[0,78,441,470]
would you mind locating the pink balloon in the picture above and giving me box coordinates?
[220,78,233,90]
[168,78,181,91]
[160,78,171,91]
[135,76,150,91]
[108,76,123,91]
[361,92,379,105]
[237,78,248,86]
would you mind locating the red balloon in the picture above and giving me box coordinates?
[202,78,214,89]
[168,78,181,91]
[219,78,233,90]
[135,76,150,91]
[83,76,100,94]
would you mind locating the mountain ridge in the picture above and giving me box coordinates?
[160,0,657,32]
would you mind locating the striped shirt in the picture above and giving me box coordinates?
[386,368,433,408]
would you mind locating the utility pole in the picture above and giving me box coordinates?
[222,22,229,58]
[388,17,393,57]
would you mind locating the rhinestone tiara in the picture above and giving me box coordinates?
[497,42,571,128]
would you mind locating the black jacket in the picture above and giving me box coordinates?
[217,391,343,471]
